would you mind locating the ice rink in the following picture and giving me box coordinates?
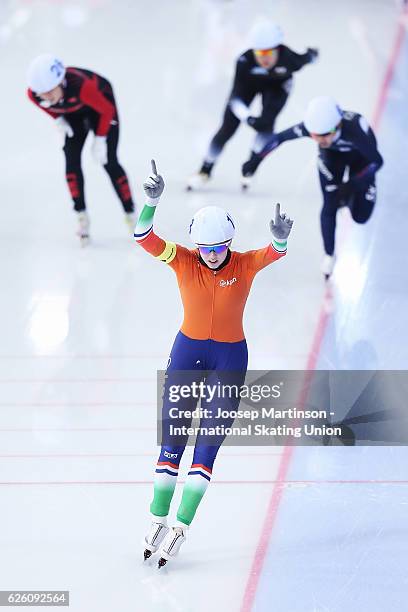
[1,1,408,610]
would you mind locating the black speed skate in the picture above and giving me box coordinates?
[241,152,262,191]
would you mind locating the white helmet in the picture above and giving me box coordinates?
[304,96,342,134]
[189,206,235,246]
[250,22,283,50]
[27,54,65,94]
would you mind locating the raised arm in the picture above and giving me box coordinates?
[242,203,293,272]
[133,160,173,261]
[134,161,193,269]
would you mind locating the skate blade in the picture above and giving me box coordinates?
[241,178,252,191]
[158,557,167,568]
[143,549,153,561]
[186,174,209,192]
[186,181,202,192]
[79,235,90,247]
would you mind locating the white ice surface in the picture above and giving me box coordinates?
[0,1,405,611]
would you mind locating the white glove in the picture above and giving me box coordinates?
[230,98,251,121]
[92,135,108,165]
[55,116,73,140]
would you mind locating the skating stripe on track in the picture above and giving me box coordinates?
[155,468,178,477]
[371,11,408,130]
[187,470,211,482]
[239,6,408,612]
[190,463,212,475]
[157,461,179,470]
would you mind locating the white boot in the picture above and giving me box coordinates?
[124,212,137,235]
[241,175,253,191]
[76,211,90,246]
[157,524,187,568]
[321,254,335,280]
[186,171,210,191]
[143,516,169,561]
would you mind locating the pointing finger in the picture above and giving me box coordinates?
[151,159,158,176]
[275,203,281,224]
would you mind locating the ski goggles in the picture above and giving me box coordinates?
[254,48,276,57]
[198,244,229,255]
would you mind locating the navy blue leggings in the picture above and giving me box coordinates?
[207,88,288,162]
[158,331,248,471]
[318,149,376,255]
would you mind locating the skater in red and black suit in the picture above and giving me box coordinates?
[27,54,137,244]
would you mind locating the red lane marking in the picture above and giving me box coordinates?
[0,479,407,486]
[371,11,408,130]
[240,446,294,612]
[239,7,408,612]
